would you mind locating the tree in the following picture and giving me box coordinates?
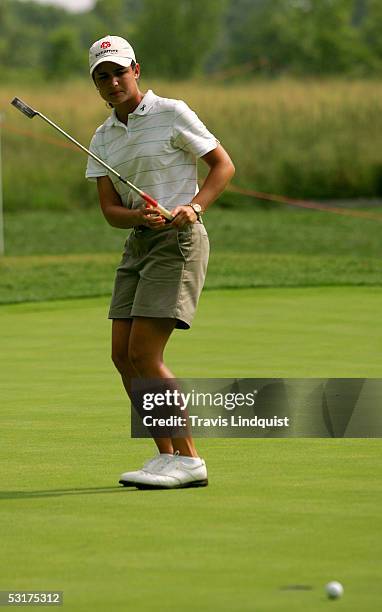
[78,0,141,52]
[294,0,367,75]
[222,0,370,76]
[44,27,85,79]
[135,0,226,79]
[1,0,382,80]
[93,0,127,33]
[360,0,382,70]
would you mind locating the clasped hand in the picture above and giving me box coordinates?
[141,204,197,230]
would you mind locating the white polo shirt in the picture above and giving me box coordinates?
[86,89,218,211]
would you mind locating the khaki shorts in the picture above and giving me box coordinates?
[108,222,209,329]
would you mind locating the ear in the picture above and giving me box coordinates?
[134,63,141,80]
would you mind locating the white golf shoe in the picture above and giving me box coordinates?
[134,454,208,490]
[119,453,174,487]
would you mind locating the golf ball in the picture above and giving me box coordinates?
[325,581,344,599]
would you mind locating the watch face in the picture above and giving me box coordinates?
[192,203,202,213]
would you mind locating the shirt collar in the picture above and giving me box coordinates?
[133,89,157,115]
[107,89,157,127]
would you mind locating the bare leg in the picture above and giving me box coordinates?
[111,319,173,454]
[128,317,199,457]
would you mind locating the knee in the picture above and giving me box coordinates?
[112,348,135,377]
[128,345,159,374]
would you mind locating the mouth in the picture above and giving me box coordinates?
[109,91,124,97]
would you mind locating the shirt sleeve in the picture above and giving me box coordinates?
[172,102,218,158]
[85,133,108,181]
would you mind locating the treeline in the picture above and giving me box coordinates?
[1,0,382,79]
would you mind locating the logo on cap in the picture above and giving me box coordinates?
[101,41,111,49]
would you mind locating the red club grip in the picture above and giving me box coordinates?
[141,193,159,208]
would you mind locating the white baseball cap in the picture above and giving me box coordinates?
[89,35,136,75]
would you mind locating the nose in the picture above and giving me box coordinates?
[111,76,119,87]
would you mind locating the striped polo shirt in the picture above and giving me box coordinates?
[85,89,218,211]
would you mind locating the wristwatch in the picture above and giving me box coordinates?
[188,202,203,220]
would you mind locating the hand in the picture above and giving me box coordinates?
[171,205,197,228]
[140,205,167,230]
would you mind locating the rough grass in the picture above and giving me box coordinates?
[1,78,382,212]
[1,203,382,305]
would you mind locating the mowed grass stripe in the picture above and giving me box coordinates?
[1,287,381,379]
[1,252,382,305]
[1,291,382,611]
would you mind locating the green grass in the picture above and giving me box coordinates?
[1,204,382,305]
[1,290,382,611]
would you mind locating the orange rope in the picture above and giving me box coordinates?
[4,123,79,152]
[226,184,382,221]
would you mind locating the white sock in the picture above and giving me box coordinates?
[178,455,201,465]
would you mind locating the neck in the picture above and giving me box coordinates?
[115,91,144,124]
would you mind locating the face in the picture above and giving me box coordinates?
[93,61,141,107]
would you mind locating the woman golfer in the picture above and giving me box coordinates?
[86,35,235,489]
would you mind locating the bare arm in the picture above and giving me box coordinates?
[193,144,235,211]
[96,175,166,230]
[171,144,235,227]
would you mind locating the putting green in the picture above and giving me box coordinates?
[1,288,381,611]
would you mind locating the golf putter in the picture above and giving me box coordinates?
[11,97,173,221]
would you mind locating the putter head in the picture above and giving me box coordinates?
[11,97,38,119]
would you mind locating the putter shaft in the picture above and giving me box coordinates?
[11,97,173,220]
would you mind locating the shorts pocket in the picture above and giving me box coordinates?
[176,225,193,261]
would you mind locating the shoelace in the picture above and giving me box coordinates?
[156,454,178,472]
[142,455,167,470]
[143,452,180,473]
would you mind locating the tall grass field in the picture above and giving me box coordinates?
[1,78,382,211]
